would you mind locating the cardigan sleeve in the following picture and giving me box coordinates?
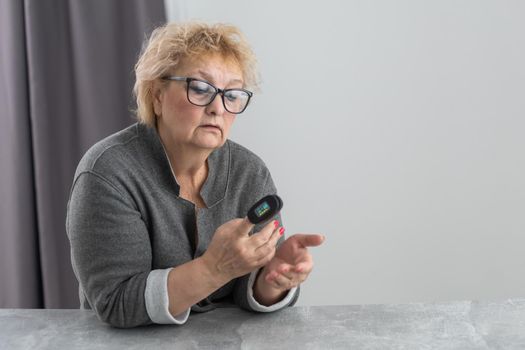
[67,171,155,328]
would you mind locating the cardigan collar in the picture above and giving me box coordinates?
[136,123,230,208]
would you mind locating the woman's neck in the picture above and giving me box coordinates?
[166,144,209,184]
[157,124,209,173]
[157,126,212,203]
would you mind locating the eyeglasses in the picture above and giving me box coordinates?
[161,76,253,114]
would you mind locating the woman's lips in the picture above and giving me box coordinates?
[200,125,221,132]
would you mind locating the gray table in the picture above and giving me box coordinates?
[1,299,525,349]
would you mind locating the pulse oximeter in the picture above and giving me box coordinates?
[247,194,283,225]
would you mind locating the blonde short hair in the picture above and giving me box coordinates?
[133,21,259,127]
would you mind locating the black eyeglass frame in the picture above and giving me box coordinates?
[161,76,253,114]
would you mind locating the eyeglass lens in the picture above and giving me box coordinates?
[188,80,250,113]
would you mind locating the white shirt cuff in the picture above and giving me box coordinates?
[246,268,298,312]
[145,268,190,324]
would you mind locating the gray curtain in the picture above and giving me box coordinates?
[0,0,165,308]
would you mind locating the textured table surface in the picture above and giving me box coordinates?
[1,299,525,349]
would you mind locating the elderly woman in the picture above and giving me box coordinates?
[66,22,324,328]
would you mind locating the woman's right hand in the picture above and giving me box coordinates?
[201,218,283,283]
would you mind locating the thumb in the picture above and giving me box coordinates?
[294,233,325,248]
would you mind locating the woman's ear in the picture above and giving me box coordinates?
[152,81,164,117]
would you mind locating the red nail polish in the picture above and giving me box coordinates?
[279,227,285,235]
[274,220,279,228]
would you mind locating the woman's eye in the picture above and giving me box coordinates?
[225,94,238,102]
[225,91,245,102]
[190,82,213,95]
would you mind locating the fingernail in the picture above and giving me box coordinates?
[274,220,279,228]
[279,227,285,235]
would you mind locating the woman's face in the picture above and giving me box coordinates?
[154,54,244,151]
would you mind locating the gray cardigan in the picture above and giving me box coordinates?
[66,123,299,328]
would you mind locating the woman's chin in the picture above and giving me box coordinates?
[193,137,225,150]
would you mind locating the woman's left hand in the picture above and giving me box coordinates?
[258,233,325,292]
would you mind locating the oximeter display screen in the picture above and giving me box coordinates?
[247,194,283,225]
[254,202,270,217]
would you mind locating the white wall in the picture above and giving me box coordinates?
[165,0,525,306]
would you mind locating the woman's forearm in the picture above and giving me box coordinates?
[167,257,230,316]
[253,268,288,306]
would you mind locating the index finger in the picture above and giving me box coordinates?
[235,217,256,237]
[295,233,326,248]
[249,219,280,247]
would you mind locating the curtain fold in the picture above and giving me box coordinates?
[0,0,165,308]
[0,0,42,308]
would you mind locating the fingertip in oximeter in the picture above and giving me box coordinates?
[247,194,283,225]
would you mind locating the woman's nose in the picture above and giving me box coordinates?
[205,93,225,116]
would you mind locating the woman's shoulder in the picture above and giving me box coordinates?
[224,140,278,204]
[226,139,268,169]
[225,139,271,179]
[75,124,139,177]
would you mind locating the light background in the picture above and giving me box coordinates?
[165,0,525,306]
